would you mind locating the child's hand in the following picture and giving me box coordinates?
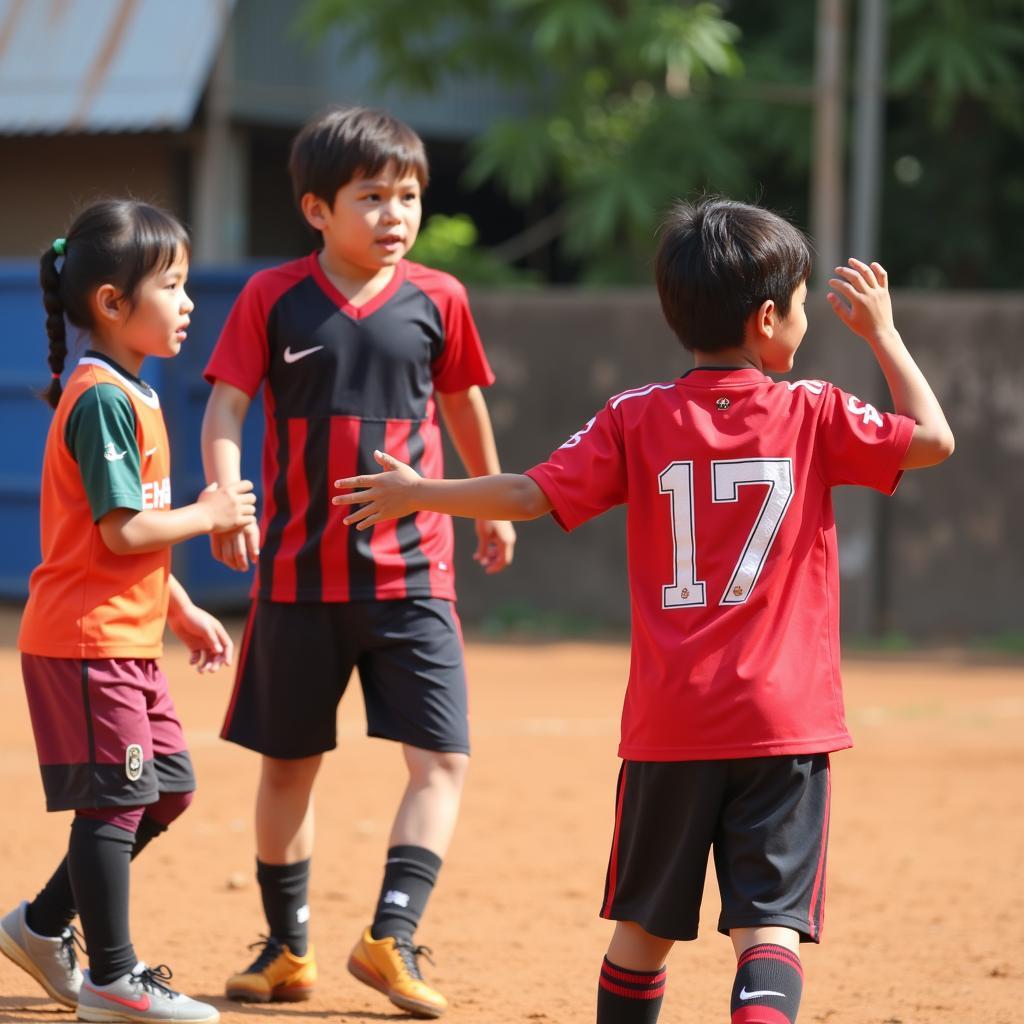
[827,258,896,342]
[167,601,234,673]
[332,450,422,530]
[474,520,516,574]
[198,480,258,534]
[210,522,261,572]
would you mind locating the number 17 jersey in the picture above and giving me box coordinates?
[525,367,914,761]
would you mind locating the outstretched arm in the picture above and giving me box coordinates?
[333,450,552,530]
[828,258,954,469]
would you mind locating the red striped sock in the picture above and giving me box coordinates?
[597,957,666,1023]
[731,943,804,1024]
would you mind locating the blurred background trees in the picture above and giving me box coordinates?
[301,0,1024,287]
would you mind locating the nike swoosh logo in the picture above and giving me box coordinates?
[144,447,158,457]
[83,984,151,1012]
[283,345,324,363]
[739,987,786,1000]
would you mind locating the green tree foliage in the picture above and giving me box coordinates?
[300,0,745,281]
[301,0,1024,288]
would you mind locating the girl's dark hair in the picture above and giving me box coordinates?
[288,106,429,211]
[40,199,189,408]
[655,197,812,352]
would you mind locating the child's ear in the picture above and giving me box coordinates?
[93,283,123,324]
[300,193,329,231]
[754,298,776,339]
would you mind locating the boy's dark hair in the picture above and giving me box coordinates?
[39,198,189,409]
[655,198,812,353]
[288,106,429,210]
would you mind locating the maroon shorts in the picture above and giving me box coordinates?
[21,655,195,812]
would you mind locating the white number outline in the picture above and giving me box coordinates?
[659,458,794,609]
[659,462,707,607]
[712,459,794,605]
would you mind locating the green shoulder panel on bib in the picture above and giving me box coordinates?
[65,383,143,521]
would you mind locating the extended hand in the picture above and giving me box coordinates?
[474,519,516,574]
[827,258,896,342]
[332,450,423,530]
[199,480,258,534]
[168,602,234,673]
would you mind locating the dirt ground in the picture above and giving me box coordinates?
[0,609,1021,1024]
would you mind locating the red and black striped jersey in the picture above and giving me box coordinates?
[204,253,494,603]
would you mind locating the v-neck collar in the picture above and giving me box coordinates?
[308,252,407,320]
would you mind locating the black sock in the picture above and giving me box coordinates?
[256,858,310,957]
[26,814,171,938]
[67,818,137,986]
[370,845,441,942]
[597,956,666,1023]
[26,858,77,938]
[731,943,803,1024]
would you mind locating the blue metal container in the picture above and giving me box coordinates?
[0,264,265,609]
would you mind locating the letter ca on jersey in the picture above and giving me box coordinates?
[142,477,171,510]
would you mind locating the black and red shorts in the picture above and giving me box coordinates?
[21,655,196,812]
[601,755,831,942]
[221,598,470,759]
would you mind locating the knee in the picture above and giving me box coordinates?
[410,750,469,789]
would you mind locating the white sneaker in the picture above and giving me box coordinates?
[0,900,83,1008]
[77,963,219,1023]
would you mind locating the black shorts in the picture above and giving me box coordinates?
[221,598,469,759]
[600,755,830,942]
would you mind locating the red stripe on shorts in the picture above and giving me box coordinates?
[220,603,257,739]
[807,755,831,939]
[601,762,629,917]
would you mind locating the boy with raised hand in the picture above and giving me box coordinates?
[333,198,953,1024]
[201,106,515,1019]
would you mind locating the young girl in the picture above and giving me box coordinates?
[0,199,257,1023]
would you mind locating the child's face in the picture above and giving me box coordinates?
[308,162,423,274]
[761,279,808,373]
[112,249,193,360]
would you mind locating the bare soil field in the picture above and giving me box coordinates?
[0,610,1020,1023]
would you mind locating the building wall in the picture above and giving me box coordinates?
[0,135,188,258]
[0,271,1018,640]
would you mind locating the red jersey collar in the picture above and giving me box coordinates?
[308,252,407,319]
[678,366,770,388]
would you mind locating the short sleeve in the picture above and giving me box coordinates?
[815,384,915,493]
[430,280,495,393]
[65,384,143,521]
[203,276,270,397]
[525,405,627,531]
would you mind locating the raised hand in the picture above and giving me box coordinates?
[827,258,896,342]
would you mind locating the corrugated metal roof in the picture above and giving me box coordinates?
[0,0,235,133]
